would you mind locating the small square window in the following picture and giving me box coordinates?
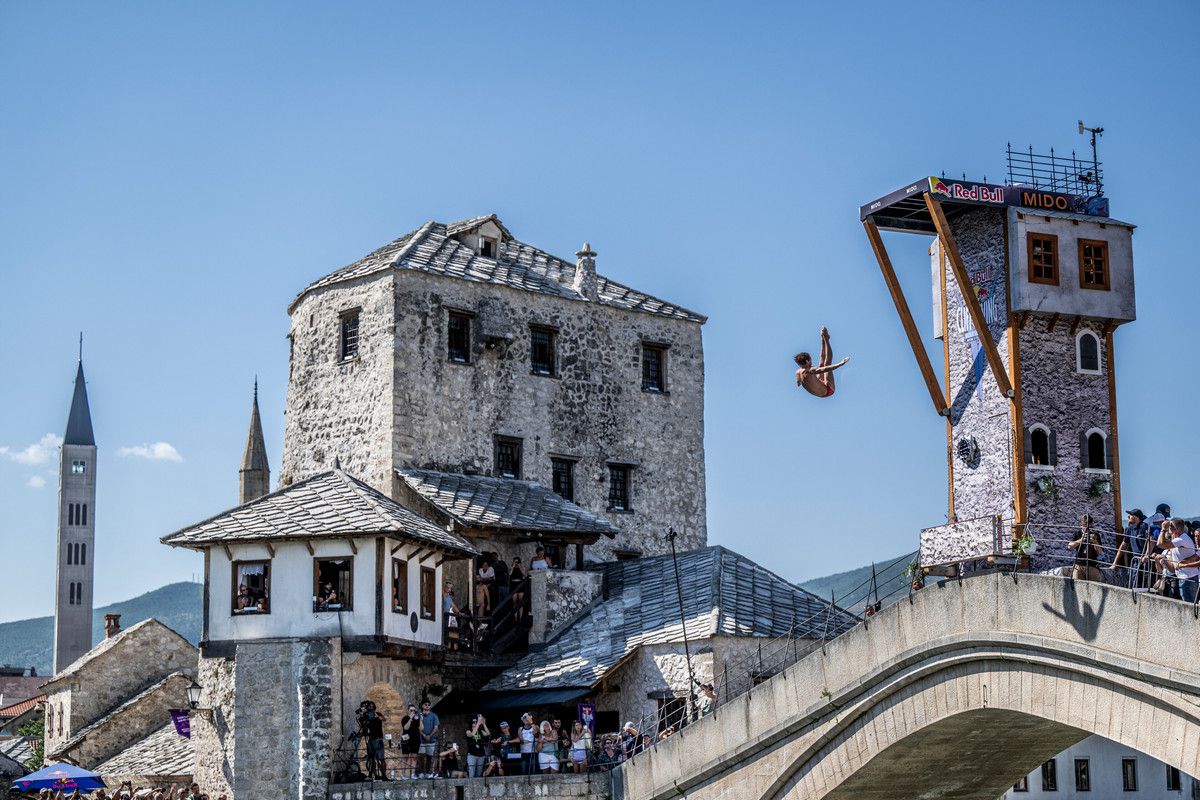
[1012,775,1029,792]
[392,558,408,614]
[608,464,632,511]
[419,566,436,621]
[1027,232,1059,285]
[642,344,668,392]
[530,326,557,376]
[232,560,271,615]
[1078,239,1110,291]
[339,310,360,360]
[479,236,497,258]
[314,557,353,612]
[448,311,473,364]
[551,458,575,501]
[71,460,86,475]
[495,436,523,479]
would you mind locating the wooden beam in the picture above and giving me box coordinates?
[222,543,232,561]
[1016,310,1030,331]
[1105,324,1124,537]
[924,193,1013,399]
[346,538,358,555]
[391,542,404,556]
[265,542,275,558]
[1046,313,1060,333]
[863,217,949,416]
[1008,315,1027,528]
[1069,315,1083,335]
[940,242,955,521]
[305,541,315,556]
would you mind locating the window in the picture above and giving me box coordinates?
[1079,239,1110,290]
[339,309,360,360]
[232,560,271,614]
[392,558,408,614]
[479,236,497,258]
[419,566,436,621]
[66,543,72,565]
[1167,765,1182,791]
[1027,425,1055,468]
[1041,759,1057,791]
[494,436,522,479]
[1027,232,1059,285]
[551,458,575,501]
[642,344,668,392]
[1076,331,1101,374]
[80,504,87,526]
[656,697,687,733]
[1012,776,1029,792]
[68,582,75,605]
[608,464,632,511]
[71,459,85,475]
[1122,758,1137,791]
[530,326,556,376]
[1082,430,1109,472]
[1074,758,1090,792]
[80,543,86,565]
[448,311,473,364]
[314,558,353,611]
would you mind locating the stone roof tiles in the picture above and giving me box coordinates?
[289,216,706,323]
[94,722,192,779]
[0,694,44,722]
[482,546,858,691]
[161,469,477,555]
[49,672,190,759]
[42,619,194,690]
[397,468,619,538]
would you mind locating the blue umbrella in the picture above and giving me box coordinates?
[12,762,106,792]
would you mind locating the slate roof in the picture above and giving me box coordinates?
[161,469,477,555]
[41,619,194,690]
[289,215,706,323]
[95,722,192,779]
[50,672,189,759]
[398,468,619,538]
[0,737,35,766]
[64,361,95,446]
[483,546,859,691]
[0,747,27,778]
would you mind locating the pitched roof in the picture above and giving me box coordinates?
[0,676,45,707]
[482,546,858,692]
[240,381,269,473]
[64,361,95,446]
[289,216,706,323]
[397,468,619,538]
[49,672,190,759]
[94,722,192,779]
[161,468,477,555]
[0,736,35,766]
[42,619,194,690]
[0,694,44,722]
[0,747,27,778]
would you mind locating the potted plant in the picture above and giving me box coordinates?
[903,560,925,591]
[1032,475,1057,499]
[1089,478,1112,497]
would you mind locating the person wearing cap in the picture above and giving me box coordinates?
[620,721,639,758]
[1112,508,1150,583]
[518,712,538,774]
[494,720,521,774]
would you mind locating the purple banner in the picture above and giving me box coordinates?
[170,709,191,738]
[578,702,595,734]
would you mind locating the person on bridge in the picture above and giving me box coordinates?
[1068,514,1104,582]
[795,326,849,398]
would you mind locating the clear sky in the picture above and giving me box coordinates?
[2,1,1198,623]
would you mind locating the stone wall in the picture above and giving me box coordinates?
[340,653,450,746]
[191,655,235,798]
[60,672,191,768]
[282,262,707,563]
[528,569,603,646]
[329,774,610,800]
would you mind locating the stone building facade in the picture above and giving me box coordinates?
[281,215,708,562]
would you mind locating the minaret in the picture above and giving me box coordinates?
[239,380,270,504]
[54,355,97,674]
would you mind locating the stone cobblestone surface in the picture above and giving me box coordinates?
[328,774,609,800]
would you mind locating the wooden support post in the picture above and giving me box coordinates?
[924,193,1013,399]
[863,218,949,416]
[346,538,358,555]
[222,543,233,561]
[1016,311,1030,331]
[575,542,585,571]
[265,542,276,558]
[391,542,404,556]
[305,541,315,556]
[1105,323,1123,537]
[940,244,955,521]
[1069,315,1083,335]
[1008,316,1027,529]
[1046,313,1060,333]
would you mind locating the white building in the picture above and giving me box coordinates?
[1003,735,1198,799]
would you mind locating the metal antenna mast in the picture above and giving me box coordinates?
[1078,120,1105,196]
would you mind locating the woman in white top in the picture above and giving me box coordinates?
[475,560,494,616]
[537,720,559,773]
[530,547,552,571]
[569,720,592,772]
[1160,519,1200,603]
[518,713,537,775]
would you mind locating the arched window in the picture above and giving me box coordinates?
[1025,424,1056,468]
[1081,428,1110,472]
[1076,331,1101,374]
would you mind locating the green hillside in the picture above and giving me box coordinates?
[0,582,202,676]
[798,551,919,612]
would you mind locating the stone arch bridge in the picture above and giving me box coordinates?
[614,573,1200,800]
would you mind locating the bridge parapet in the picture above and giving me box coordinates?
[613,573,1200,800]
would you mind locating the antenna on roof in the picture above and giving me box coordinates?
[1078,120,1105,196]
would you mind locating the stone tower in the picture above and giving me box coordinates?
[239,380,270,504]
[861,174,1134,568]
[54,358,97,674]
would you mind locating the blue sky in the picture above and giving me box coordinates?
[1,1,1197,623]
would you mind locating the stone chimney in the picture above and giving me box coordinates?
[573,243,598,301]
[104,613,121,639]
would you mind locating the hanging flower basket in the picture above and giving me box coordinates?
[1088,478,1112,497]
[1033,475,1057,498]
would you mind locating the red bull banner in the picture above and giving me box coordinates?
[861,177,1110,223]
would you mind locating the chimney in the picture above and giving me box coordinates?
[104,613,121,639]
[573,243,598,301]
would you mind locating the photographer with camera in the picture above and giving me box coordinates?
[399,703,420,777]
[465,713,491,777]
[353,700,388,780]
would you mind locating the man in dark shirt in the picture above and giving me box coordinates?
[365,704,387,780]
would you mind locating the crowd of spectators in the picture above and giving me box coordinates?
[18,784,218,799]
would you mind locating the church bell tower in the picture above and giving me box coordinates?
[54,357,97,673]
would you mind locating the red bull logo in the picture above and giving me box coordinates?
[927,177,1004,204]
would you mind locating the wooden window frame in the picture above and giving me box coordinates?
[641,343,669,393]
[1121,758,1137,792]
[392,557,408,615]
[419,566,436,621]
[1026,232,1059,286]
[607,463,633,512]
[1078,239,1110,291]
[231,559,272,616]
[1075,330,1102,375]
[447,310,473,364]
[529,325,557,377]
[313,556,354,612]
[339,308,361,361]
[1074,758,1091,792]
[494,435,523,479]
[551,457,576,502]
[1041,759,1057,792]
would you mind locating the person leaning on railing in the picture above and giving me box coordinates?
[1067,514,1104,582]
[1154,518,1200,603]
